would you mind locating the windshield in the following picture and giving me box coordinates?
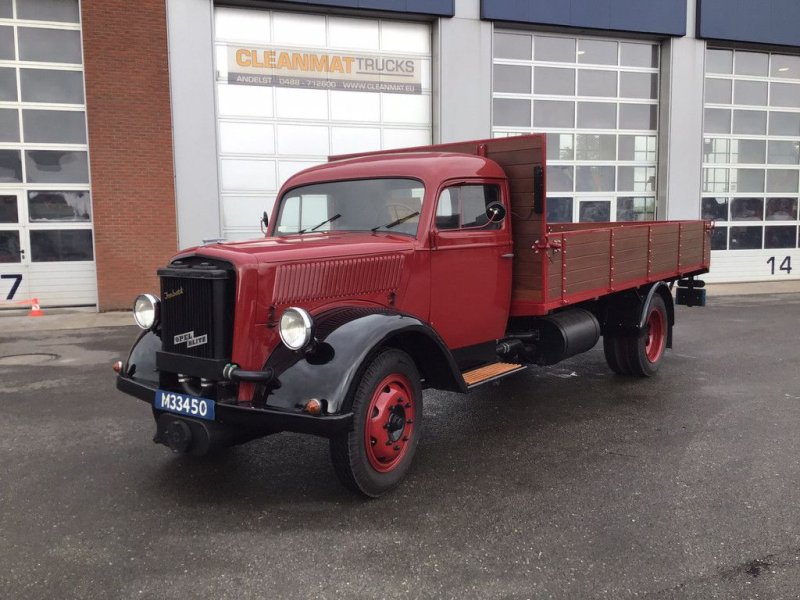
[274,178,425,237]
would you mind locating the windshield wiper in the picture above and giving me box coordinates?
[371,211,420,232]
[299,213,341,234]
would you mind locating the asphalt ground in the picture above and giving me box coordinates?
[2,293,800,599]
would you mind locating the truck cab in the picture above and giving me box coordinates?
[116,134,710,497]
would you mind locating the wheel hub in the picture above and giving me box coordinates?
[364,374,416,472]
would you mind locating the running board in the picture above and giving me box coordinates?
[462,362,526,389]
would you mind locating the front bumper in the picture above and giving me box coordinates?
[116,375,353,438]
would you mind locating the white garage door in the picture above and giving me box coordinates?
[212,8,432,241]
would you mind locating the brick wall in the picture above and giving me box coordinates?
[81,0,177,310]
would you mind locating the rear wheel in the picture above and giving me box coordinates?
[330,348,422,498]
[604,294,668,377]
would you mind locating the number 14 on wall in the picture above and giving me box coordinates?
[767,256,793,275]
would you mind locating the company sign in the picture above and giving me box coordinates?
[225,46,423,95]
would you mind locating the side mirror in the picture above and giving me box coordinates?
[486,202,507,223]
[260,211,269,234]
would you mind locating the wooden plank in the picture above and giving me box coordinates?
[487,147,543,167]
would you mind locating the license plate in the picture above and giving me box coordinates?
[154,389,215,421]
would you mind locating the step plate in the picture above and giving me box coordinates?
[463,362,526,388]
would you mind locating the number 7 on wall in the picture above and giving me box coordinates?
[1,274,22,300]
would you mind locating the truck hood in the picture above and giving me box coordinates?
[175,232,417,266]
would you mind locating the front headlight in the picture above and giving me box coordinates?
[279,307,313,350]
[133,293,160,330]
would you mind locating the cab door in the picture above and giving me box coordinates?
[0,192,31,306]
[428,180,512,349]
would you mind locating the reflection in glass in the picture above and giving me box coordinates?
[732,110,766,135]
[729,226,762,250]
[703,138,730,163]
[546,165,574,192]
[579,200,611,222]
[735,51,769,76]
[30,229,94,262]
[25,151,89,184]
[0,108,19,142]
[735,169,765,193]
[620,42,658,68]
[704,108,731,134]
[618,166,655,192]
[17,0,80,22]
[577,40,617,65]
[546,133,573,161]
[28,191,91,222]
[771,54,800,79]
[619,104,656,130]
[767,170,799,193]
[577,102,616,129]
[534,67,575,95]
[20,69,84,104]
[617,197,655,221]
[0,195,18,223]
[769,83,800,108]
[768,140,800,165]
[0,68,16,101]
[705,78,731,104]
[18,28,82,64]
[494,32,531,60]
[547,197,573,223]
[765,226,797,249]
[707,49,733,74]
[766,198,798,221]
[710,227,728,250]
[703,168,729,193]
[576,166,615,192]
[701,197,728,221]
[733,80,767,106]
[0,230,20,263]
[535,36,575,63]
[732,139,766,164]
[493,64,531,94]
[769,111,800,136]
[534,100,574,128]
[575,134,615,160]
[23,110,87,144]
[619,135,656,161]
[493,98,531,127]
[620,72,657,99]
[0,150,22,183]
[731,197,764,221]
[578,70,616,97]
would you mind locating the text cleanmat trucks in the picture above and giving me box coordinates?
[116,134,711,497]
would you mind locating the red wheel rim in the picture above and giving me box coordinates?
[364,373,416,473]
[645,308,666,363]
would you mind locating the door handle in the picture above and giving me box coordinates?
[19,248,25,259]
[501,253,514,259]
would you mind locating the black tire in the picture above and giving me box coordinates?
[330,348,422,498]
[603,333,626,375]
[625,295,668,377]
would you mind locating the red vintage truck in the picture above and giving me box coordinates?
[115,134,710,497]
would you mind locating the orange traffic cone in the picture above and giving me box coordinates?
[28,298,44,317]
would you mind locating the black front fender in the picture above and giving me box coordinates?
[123,329,162,386]
[256,308,464,414]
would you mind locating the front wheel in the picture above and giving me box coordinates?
[330,349,422,498]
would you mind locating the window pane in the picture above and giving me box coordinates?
[0,150,22,183]
[620,43,658,68]
[0,25,14,60]
[0,231,20,263]
[20,69,84,104]
[703,168,729,193]
[493,98,530,127]
[619,104,656,130]
[460,185,500,229]
[30,229,94,262]
[534,100,574,127]
[711,227,728,250]
[733,80,767,106]
[703,138,730,163]
[575,134,615,160]
[705,78,731,104]
[618,166,656,192]
[729,226,762,249]
[619,135,656,161]
[535,36,575,63]
[579,200,611,222]
[18,28,82,64]
[732,110,766,135]
[701,197,728,221]
[770,83,800,108]
[0,109,19,142]
[547,197,573,222]
[0,68,17,102]
[771,54,800,79]
[17,0,80,23]
[617,196,655,221]
[731,197,764,220]
[766,198,798,220]
[735,169,765,193]
[546,133,573,160]
[704,108,731,134]
[735,51,768,76]
[0,195,18,223]
[768,141,800,165]
[494,64,531,94]
[578,40,617,65]
[765,226,797,249]
[0,0,11,18]
[495,32,531,60]
[22,110,86,144]
[707,49,733,74]
[576,166,615,191]
[577,69,616,97]
[28,190,91,222]
[732,139,766,164]
[25,150,89,184]
[577,101,616,129]
[547,165,573,192]
[767,169,799,193]
[620,72,657,99]
[534,67,575,95]
[769,112,800,136]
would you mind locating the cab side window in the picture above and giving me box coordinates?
[435,184,502,230]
